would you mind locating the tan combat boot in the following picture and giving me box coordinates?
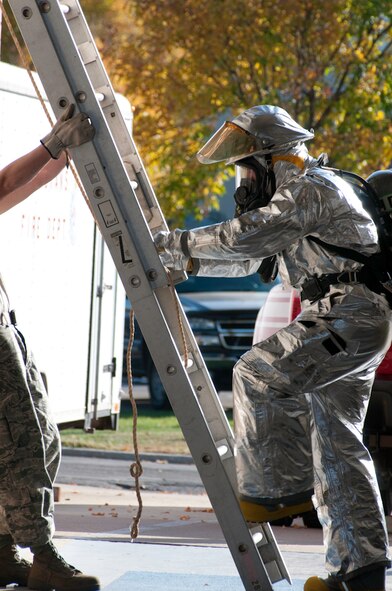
[28,542,100,591]
[0,542,32,586]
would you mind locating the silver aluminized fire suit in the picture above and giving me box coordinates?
[0,275,60,547]
[155,143,392,580]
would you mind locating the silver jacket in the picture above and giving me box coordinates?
[155,144,380,285]
[154,144,391,579]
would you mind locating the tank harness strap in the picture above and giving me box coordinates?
[301,270,364,303]
[301,236,389,304]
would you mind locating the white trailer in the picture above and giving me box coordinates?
[0,60,126,429]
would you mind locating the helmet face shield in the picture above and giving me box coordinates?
[197,105,314,166]
[197,121,266,165]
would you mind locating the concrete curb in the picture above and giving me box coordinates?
[62,446,194,465]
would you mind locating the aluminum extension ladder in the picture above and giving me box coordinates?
[7,1,291,589]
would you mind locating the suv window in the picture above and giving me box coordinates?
[176,274,272,293]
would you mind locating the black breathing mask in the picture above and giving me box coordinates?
[233,155,276,217]
[234,155,279,284]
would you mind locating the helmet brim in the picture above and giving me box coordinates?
[197,105,315,165]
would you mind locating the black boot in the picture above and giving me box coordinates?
[304,566,386,591]
[0,541,32,586]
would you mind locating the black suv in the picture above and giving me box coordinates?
[123,274,272,409]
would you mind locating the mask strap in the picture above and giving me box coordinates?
[264,154,276,201]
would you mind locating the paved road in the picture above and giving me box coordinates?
[53,449,392,591]
[58,451,204,493]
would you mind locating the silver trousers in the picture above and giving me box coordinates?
[233,287,391,579]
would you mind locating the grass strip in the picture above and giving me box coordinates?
[60,400,233,455]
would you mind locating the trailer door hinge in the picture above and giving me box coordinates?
[103,357,116,377]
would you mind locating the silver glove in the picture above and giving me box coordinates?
[154,230,190,271]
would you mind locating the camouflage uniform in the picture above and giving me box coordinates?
[0,275,60,547]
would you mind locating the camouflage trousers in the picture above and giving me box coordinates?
[0,323,61,547]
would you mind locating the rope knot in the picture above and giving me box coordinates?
[130,461,143,478]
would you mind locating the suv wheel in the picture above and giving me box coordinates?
[302,509,322,529]
[270,516,293,527]
[148,362,171,410]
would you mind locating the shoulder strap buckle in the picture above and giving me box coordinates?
[337,270,360,284]
[301,276,326,303]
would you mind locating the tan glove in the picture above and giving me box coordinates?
[40,103,95,159]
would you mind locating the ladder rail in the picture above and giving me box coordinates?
[8,2,291,589]
[64,0,163,229]
[60,1,242,451]
[14,0,237,471]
